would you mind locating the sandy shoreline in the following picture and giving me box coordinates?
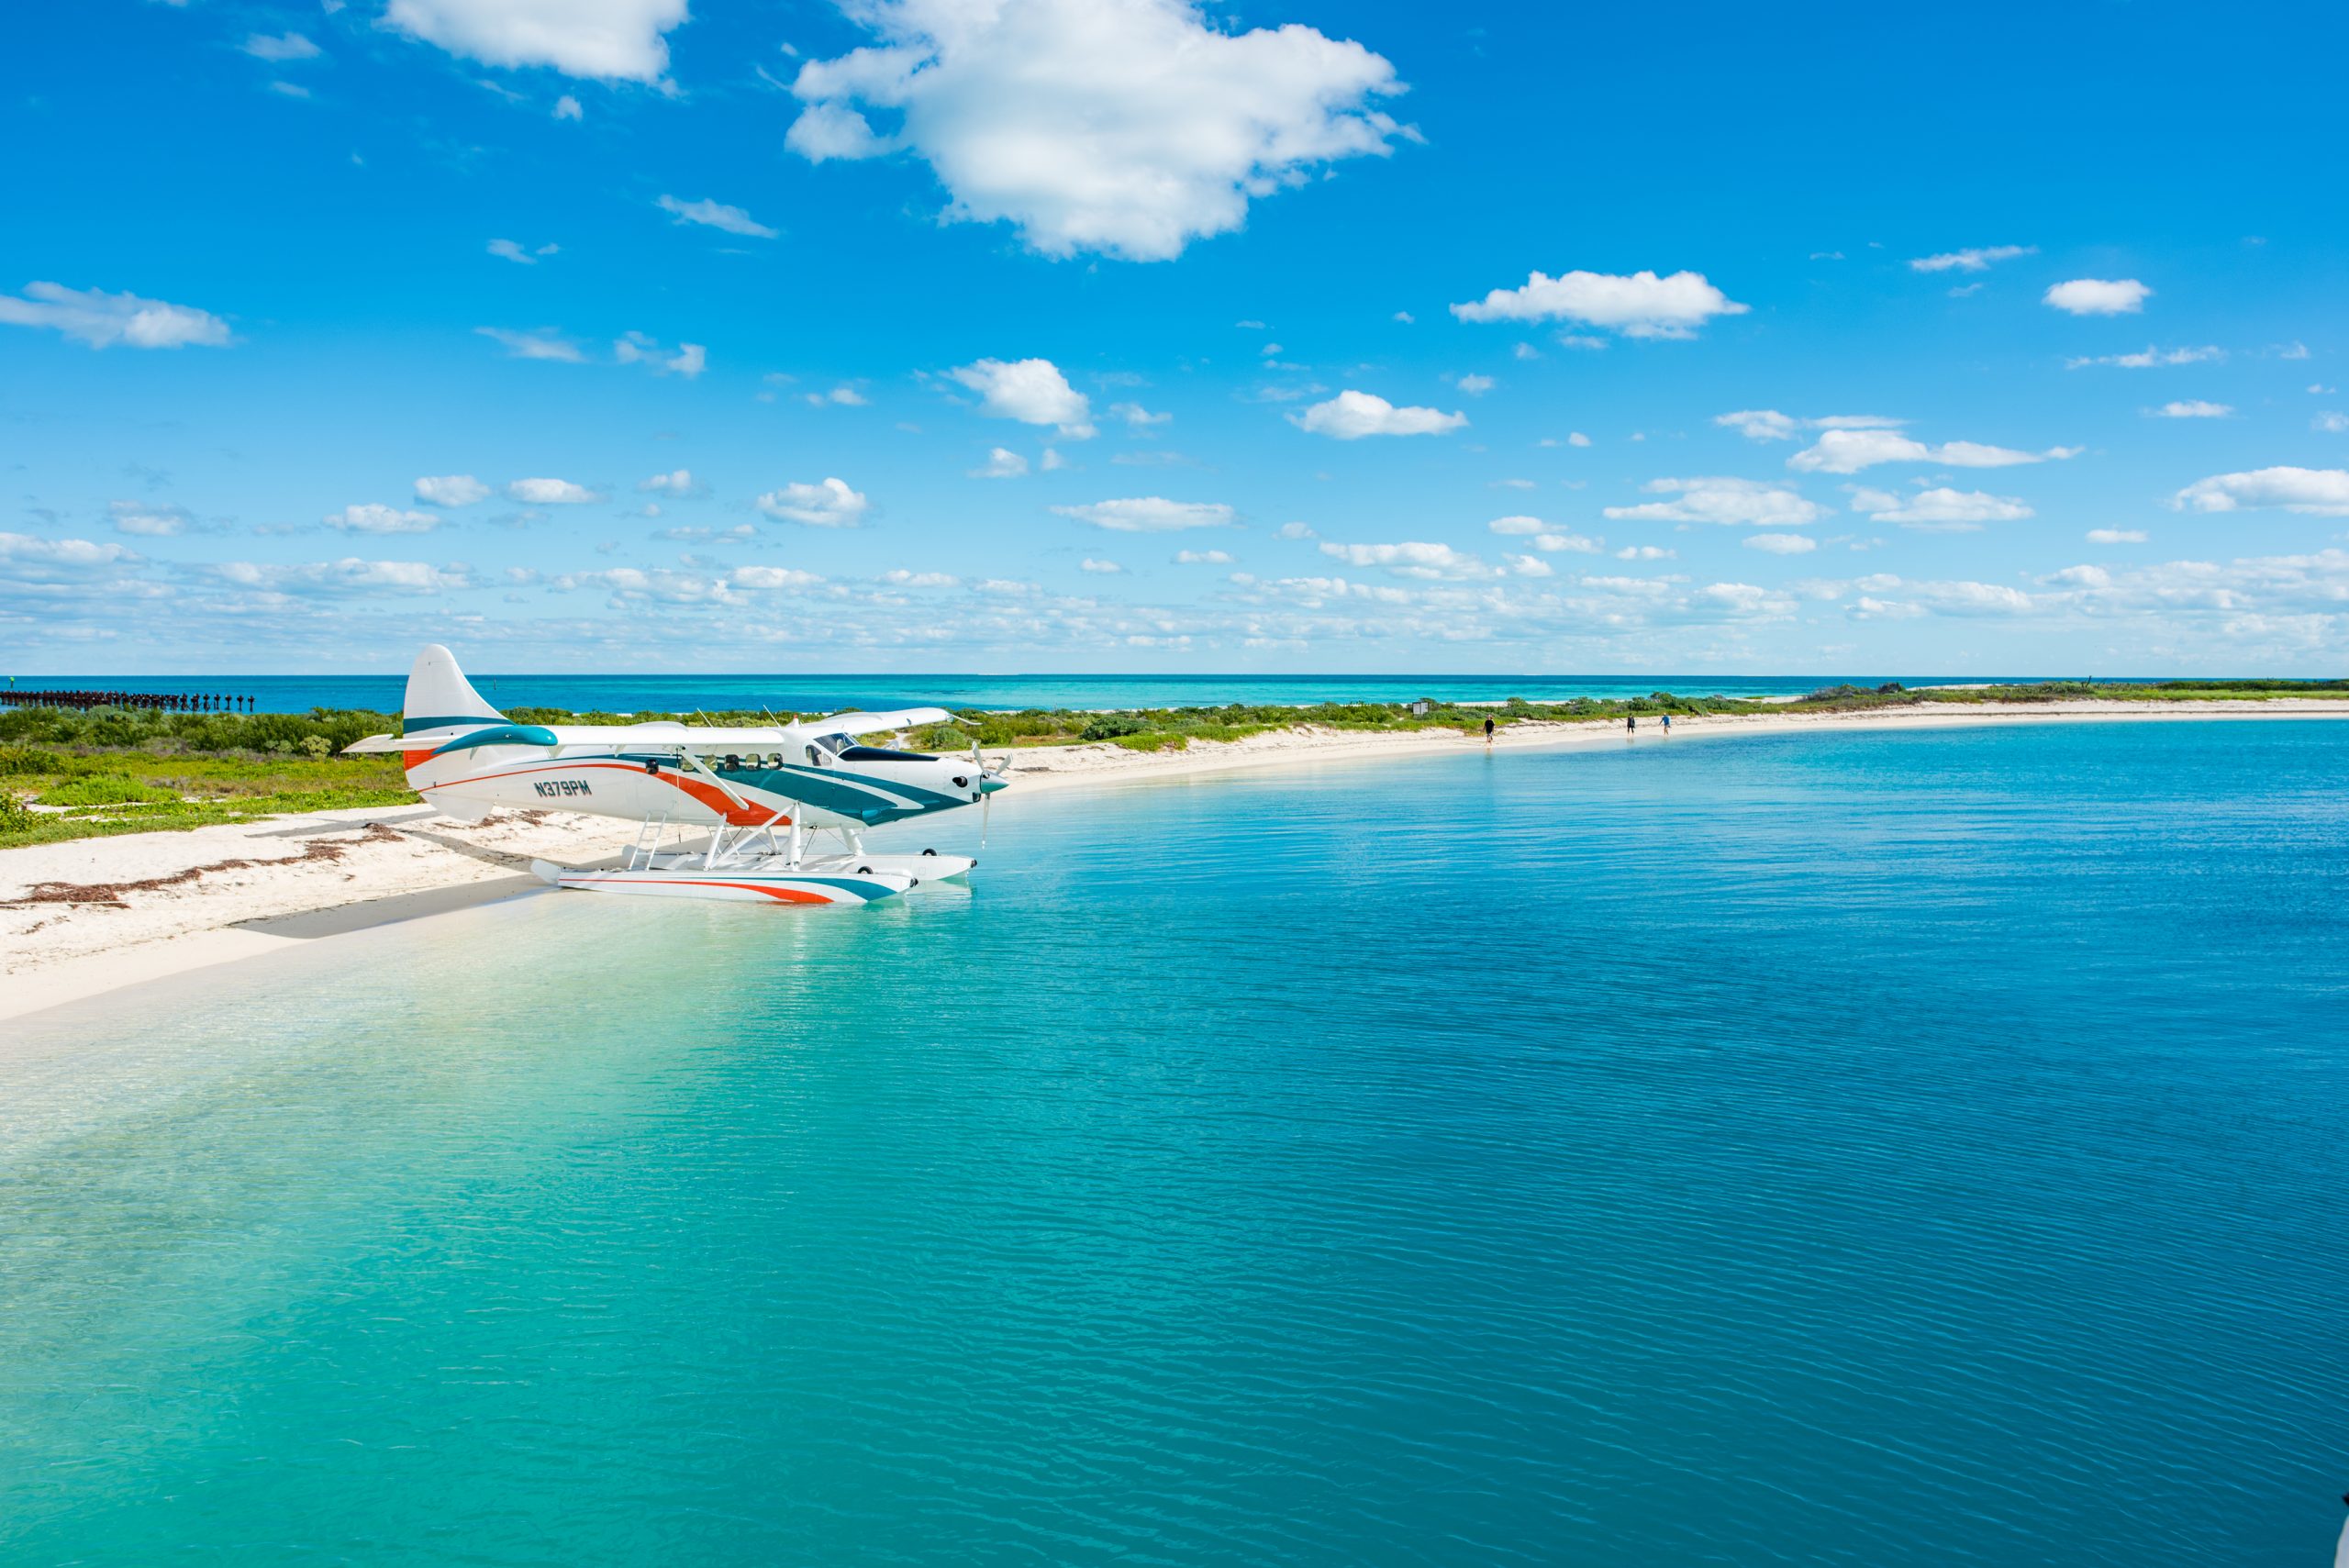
[7,699,2346,1023]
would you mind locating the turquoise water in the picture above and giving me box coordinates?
[3,719,2346,1565]
[11,671,2020,714]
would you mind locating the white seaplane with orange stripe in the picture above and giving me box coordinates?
[344,644,1008,906]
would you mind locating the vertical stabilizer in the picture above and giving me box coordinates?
[403,644,505,731]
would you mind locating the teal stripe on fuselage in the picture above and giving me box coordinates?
[718,763,964,823]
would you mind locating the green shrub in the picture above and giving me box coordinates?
[0,745,64,775]
[38,774,182,806]
[1081,714,1150,741]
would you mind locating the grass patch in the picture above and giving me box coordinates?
[37,774,182,806]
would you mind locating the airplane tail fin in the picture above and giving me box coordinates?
[403,643,505,733]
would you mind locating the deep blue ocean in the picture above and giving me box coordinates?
[3,719,2345,1564]
[5,671,2031,714]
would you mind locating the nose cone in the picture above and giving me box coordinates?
[976,774,1008,795]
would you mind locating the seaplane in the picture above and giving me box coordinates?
[343,644,1009,905]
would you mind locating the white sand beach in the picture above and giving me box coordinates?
[6,698,2346,1023]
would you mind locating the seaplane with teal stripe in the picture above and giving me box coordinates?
[344,644,1008,906]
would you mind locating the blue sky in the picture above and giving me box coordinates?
[6,0,2346,674]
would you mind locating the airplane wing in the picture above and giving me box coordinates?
[818,707,958,736]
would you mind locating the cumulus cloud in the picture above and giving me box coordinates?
[108,501,192,537]
[971,447,1029,478]
[506,477,599,504]
[1110,401,1172,428]
[638,469,694,495]
[554,94,583,120]
[1080,557,1124,573]
[1453,373,1495,395]
[2044,277,2152,316]
[615,330,706,377]
[2087,528,2148,544]
[242,31,321,61]
[325,503,440,534]
[2146,400,2232,419]
[948,358,1095,437]
[783,0,1410,261]
[1603,477,1827,528]
[2173,467,2349,517]
[1318,540,1489,580]
[656,195,779,239]
[1850,486,2033,530]
[415,474,491,506]
[1717,409,1903,442]
[384,0,687,82]
[1052,497,1233,532]
[1908,244,2035,273]
[0,282,232,350]
[476,326,583,361]
[2316,412,2349,434]
[1291,390,1466,439]
[1449,269,1747,339]
[216,558,474,595]
[1787,428,2076,473]
[1485,516,1598,553]
[807,384,867,406]
[1173,549,1233,564]
[757,478,870,527]
[2065,344,2221,370]
[1744,532,1817,554]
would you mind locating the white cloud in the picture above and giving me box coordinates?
[757,477,870,526]
[269,81,314,99]
[637,469,694,495]
[656,195,779,239]
[1787,428,2076,473]
[1173,549,1233,564]
[1080,557,1124,573]
[242,31,321,61]
[1109,401,1172,428]
[1565,431,1591,447]
[2174,467,2349,517]
[2147,400,2232,419]
[506,477,599,504]
[948,357,1095,437]
[1319,540,1489,580]
[733,565,824,590]
[1453,373,1495,395]
[486,238,549,265]
[476,326,582,361]
[1052,497,1233,532]
[1603,477,1827,528]
[1853,487,2033,530]
[2065,345,2222,370]
[1744,532,1817,554]
[415,474,491,506]
[1486,515,1545,535]
[808,384,867,406]
[2311,411,2348,434]
[217,558,473,595]
[1716,408,1798,441]
[1908,244,2035,273]
[0,532,141,575]
[1275,521,1317,539]
[553,94,583,120]
[325,503,440,534]
[1503,553,1553,576]
[614,330,705,377]
[1614,544,1673,561]
[2087,528,2148,544]
[783,0,1410,261]
[384,0,686,82]
[1449,269,1747,339]
[1040,448,1068,471]
[2044,277,2152,316]
[108,501,191,537]
[1292,390,1466,439]
[1717,409,1904,443]
[971,447,1029,479]
[0,282,232,350]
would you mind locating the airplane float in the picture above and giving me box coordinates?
[345,644,1009,906]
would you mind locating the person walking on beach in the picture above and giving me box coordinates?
[1483,717,1495,745]
[1625,714,1636,734]
[1661,713,1672,734]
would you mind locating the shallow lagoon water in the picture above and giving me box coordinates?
[3,720,2345,1565]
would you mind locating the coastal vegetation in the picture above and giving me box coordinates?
[5,679,2343,849]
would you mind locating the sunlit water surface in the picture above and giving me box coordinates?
[3,720,2344,1565]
